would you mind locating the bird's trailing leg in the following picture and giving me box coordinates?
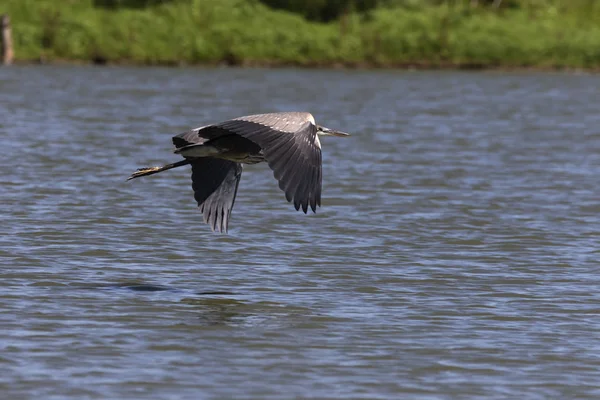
[127,159,190,181]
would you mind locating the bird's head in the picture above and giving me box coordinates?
[316,125,350,137]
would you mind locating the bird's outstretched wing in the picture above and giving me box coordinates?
[190,158,242,233]
[210,112,322,213]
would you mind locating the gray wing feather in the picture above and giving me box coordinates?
[216,112,322,213]
[190,159,242,233]
[233,112,315,133]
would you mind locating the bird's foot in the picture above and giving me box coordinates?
[126,166,162,181]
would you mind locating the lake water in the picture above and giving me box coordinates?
[1,65,600,399]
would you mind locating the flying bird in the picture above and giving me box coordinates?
[127,112,350,233]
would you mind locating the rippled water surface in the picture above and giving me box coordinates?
[2,66,600,399]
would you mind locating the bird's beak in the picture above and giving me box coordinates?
[320,126,350,137]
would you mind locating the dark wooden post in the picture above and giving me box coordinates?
[1,15,14,65]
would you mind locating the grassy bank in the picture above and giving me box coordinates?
[3,0,600,69]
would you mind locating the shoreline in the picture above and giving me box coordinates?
[5,2,600,74]
[8,58,599,74]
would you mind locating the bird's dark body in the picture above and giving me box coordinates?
[177,134,265,164]
[128,112,349,233]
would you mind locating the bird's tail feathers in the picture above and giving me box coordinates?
[127,159,190,181]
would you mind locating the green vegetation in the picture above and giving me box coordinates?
[3,0,600,69]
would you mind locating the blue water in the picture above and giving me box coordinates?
[1,66,600,399]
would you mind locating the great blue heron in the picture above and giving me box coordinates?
[127,112,350,233]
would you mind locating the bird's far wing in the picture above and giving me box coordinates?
[216,112,322,213]
[190,158,243,233]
